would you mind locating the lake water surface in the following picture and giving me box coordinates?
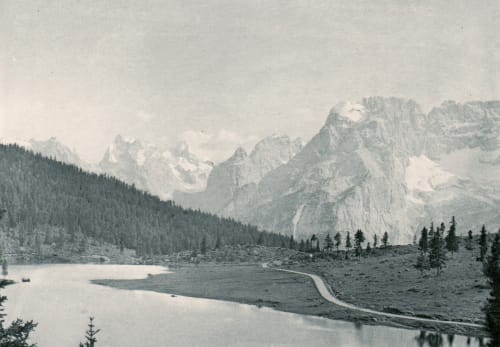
[3,264,483,347]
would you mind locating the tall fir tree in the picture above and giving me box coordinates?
[445,216,459,255]
[324,234,333,253]
[373,234,378,248]
[429,227,447,275]
[334,232,342,255]
[483,234,500,347]
[345,232,352,259]
[418,227,429,253]
[354,229,365,258]
[466,230,473,251]
[381,232,389,248]
[480,225,488,262]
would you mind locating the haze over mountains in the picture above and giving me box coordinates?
[3,97,499,244]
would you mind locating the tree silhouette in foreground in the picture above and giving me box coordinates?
[484,234,500,347]
[79,317,100,347]
[0,279,37,346]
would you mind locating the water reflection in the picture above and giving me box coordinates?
[415,331,486,347]
[3,265,489,347]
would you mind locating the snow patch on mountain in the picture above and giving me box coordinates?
[332,102,365,122]
[292,204,306,239]
[405,155,454,192]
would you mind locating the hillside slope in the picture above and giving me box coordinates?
[0,144,287,258]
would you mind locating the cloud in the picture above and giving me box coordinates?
[135,110,157,122]
[177,129,258,163]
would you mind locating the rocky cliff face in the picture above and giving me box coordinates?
[100,135,213,199]
[175,98,500,244]
[173,134,303,213]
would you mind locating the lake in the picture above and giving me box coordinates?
[3,264,484,347]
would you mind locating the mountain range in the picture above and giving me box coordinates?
[3,97,499,244]
[174,98,500,244]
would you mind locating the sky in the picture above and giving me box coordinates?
[1,0,499,163]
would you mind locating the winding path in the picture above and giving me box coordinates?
[268,265,482,329]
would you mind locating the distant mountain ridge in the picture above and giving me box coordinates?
[173,134,304,212]
[174,98,500,244]
[99,135,213,199]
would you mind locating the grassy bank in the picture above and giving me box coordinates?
[95,250,488,337]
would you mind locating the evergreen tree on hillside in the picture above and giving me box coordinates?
[354,229,365,258]
[415,251,430,275]
[345,232,352,259]
[418,227,429,253]
[289,235,297,250]
[365,242,372,254]
[381,232,389,248]
[480,225,488,262]
[200,236,207,255]
[429,227,447,275]
[483,234,500,347]
[298,240,305,252]
[466,230,474,251]
[373,234,378,248]
[0,144,290,256]
[334,232,341,255]
[429,222,435,239]
[324,233,333,254]
[445,216,459,255]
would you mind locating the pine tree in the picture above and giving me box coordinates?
[79,317,100,347]
[298,240,305,252]
[0,280,37,346]
[354,229,365,258]
[310,234,317,252]
[466,230,473,251]
[429,222,435,239]
[345,232,352,259]
[479,225,488,262]
[415,251,430,275]
[334,232,341,255]
[418,227,429,253]
[445,216,459,255]
[373,234,378,248]
[381,232,389,248]
[483,234,500,347]
[289,235,296,250]
[429,228,447,275]
[324,234,333,253]
[200,235,207,255]
[366,242,372,254]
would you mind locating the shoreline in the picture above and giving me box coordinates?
[94,262,488,338]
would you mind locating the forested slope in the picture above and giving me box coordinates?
[0,144,286,256]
